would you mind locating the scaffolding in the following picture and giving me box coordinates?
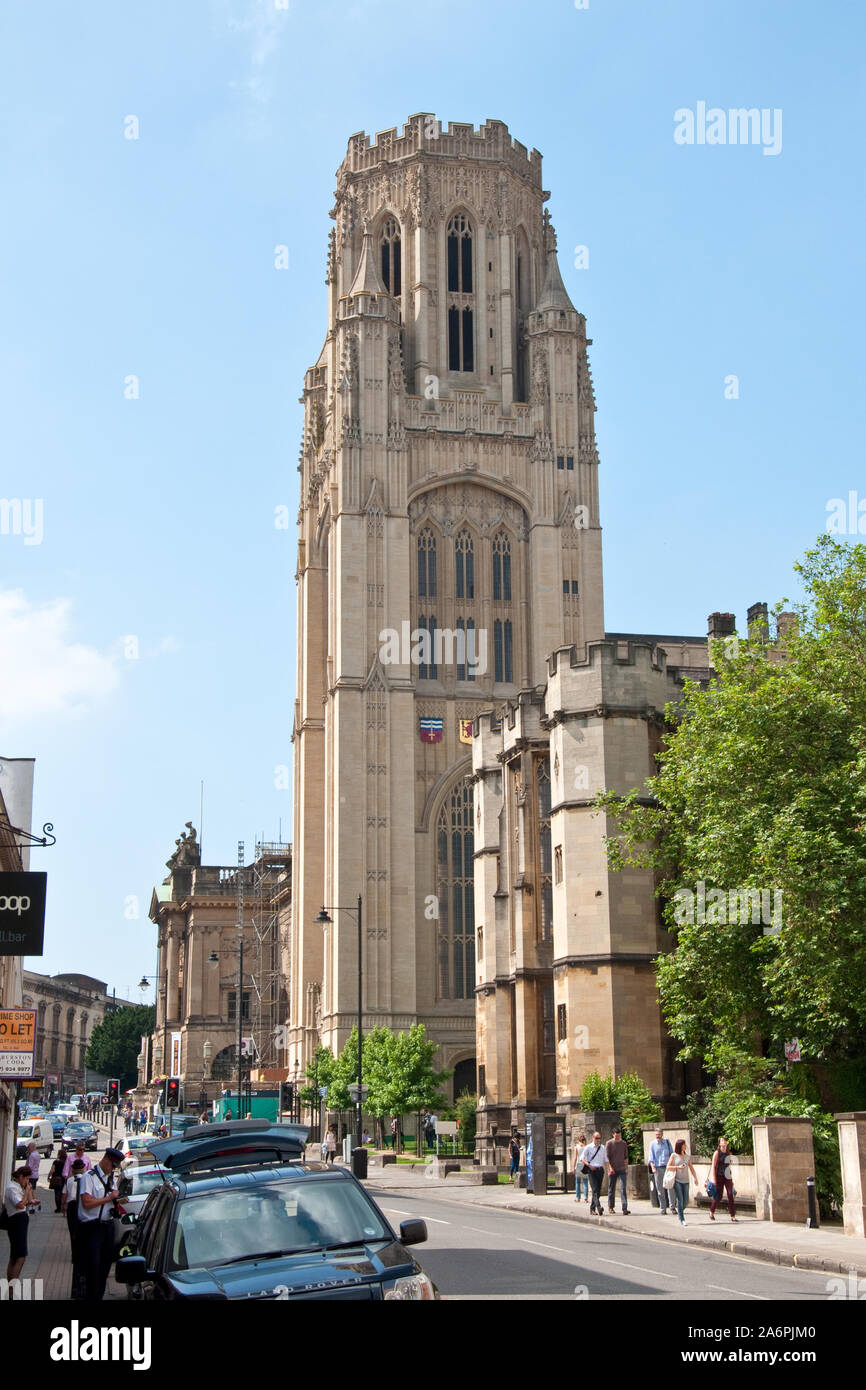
[250,840,291,1071]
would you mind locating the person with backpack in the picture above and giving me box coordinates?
[581,1131,607,1214]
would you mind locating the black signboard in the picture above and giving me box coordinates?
[0,872,47,955]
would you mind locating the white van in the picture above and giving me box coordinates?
[16,1119,54,1158]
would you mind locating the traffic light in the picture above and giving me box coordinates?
[107,1079,119,1105]
[166,1078,180,1108]
[279,1081,293,1116]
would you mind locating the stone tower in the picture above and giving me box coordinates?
[289,115,605,1093]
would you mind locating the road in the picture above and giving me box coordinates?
[372,1186,831,1300]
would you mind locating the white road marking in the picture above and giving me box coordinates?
[706,1284,768,1300]
[381,1206,449,1224]
[516,1237,578,1254]
[598,1257,677,1279]
[381,1208,412,1216]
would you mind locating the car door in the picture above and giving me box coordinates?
[128,1186,172,1301]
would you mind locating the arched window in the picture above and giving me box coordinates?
[447,214,473,293]
[380,217,401,296]
[436,781,475,1000]
[447,215,474,372]
[455,530,474,599]
[493,531,511,601]
[417,527,436,598]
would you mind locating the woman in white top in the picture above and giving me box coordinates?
[323,1127,337,1165]
[665,1138,698,1225]
[4,1165,38,1292]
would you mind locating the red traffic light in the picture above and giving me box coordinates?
[166,1078,180,1107]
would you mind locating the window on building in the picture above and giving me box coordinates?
[448,306,474,372]
[227,991,251,1023]
[557,456,565,470]
[493,531,511,601]
[456,617,476,682]
[566,455,574,470]
[541,983,556,1092]
[417,527,436,598]
[563,580,569,595]
[379,217,401,296]
[554,845,563,884]
[536,757,553,942]
[447,214,473,293]
[418,616,438,680]
[557,1002,567,1042]
[494,620,514,683]
[571,580,579,595]
[436,781,476,1000]
[455,530,474,598]
[478,1063,487,1097]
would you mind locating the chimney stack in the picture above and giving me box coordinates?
[747,602,769,640]
[707,612,736,641]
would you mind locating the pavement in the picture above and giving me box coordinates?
[361,1157,866,1280]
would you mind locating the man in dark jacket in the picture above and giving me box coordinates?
[606,1124,630,1214]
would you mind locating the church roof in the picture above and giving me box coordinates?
[534,243,575,313]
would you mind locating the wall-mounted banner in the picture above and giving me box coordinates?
[170,1032,182,1077]
[0,1008,36,1078]
[0,872,46,955]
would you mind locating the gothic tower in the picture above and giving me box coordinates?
[289,116,604,1091]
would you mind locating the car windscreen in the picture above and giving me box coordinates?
[166,1178,391,1272]
[64,1125,92,1136]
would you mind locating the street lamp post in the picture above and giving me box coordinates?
[316,896,363,1153]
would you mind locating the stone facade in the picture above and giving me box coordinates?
[147,837,290,1107]
[290,115,606,1097]
[21,971,137,1093]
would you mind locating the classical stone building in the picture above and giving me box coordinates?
[145,828,290,1107]
[289,114,611,1099]
[22,971,138,1094]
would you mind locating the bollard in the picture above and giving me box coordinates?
[806,1175,820,1229]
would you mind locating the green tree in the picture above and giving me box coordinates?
[596,537,866,1075]
[298,1045,337,1113]
[332,1024,451,1124]
[453,1090,477,1149]
[85,1005,155,1090]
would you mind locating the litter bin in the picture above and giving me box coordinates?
[352,1147,368,1180]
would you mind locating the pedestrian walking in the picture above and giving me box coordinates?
[3,1165,39,1294]
[25,1141,41,1187]
[77,1146,124,1301]
[49,1146,68,1213]
[573,1132,590,1203]
[508,1132,522,1183]
[63,1141,92,1180]
[323,1127,337,1165]
[62,1158,88,1299]
[582,1131,607,1214]
[606,1124,630,1214]
[649,1128,674,1214]
[664,1139,698,1225]
[708,1137,738,1222]
[224,1107,233,1121]
[390,1116,399,1151]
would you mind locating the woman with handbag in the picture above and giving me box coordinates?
[709,1137,738,1222]
[573,1133,590,1203]
[49,1146,68,1213]
[664,1139,698,1225]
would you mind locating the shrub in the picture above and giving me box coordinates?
[579,1071,617,1111]
[453,1090,477,1149]
[614,1071,662,1163]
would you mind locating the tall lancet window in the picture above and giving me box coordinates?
[379,217,401,296]
[418,527,437,598]
[492,530,511,601]
[436,781,476,1000]
[447,213,474,372]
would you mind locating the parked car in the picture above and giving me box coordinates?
[61,1121,99,1151]
[149,1113,199,1136]
[117,1136,158,1159]
[115,1120,436,1301]
[16,1119,54,1158]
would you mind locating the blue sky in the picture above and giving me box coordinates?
[1,0,863,997]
